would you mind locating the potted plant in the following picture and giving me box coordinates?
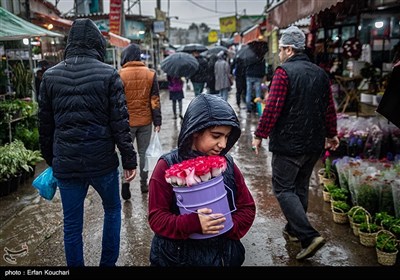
[359,218,379,247]
[322,182,339,202]
[320,150,337,186]
[375,229,398,266]
[329,187,349,203]
[331,200,350,224]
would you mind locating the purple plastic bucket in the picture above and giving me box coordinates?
[173,175,236,239]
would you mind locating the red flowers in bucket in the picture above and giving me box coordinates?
[165,155,227,187]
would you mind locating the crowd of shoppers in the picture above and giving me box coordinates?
[37,17,343,267]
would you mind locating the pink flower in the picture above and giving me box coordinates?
[165,155,227,187]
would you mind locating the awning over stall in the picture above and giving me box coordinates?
[108,32,131,48]
[0,7,63,41]
[267,0,344,28]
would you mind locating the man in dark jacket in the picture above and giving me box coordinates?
[38,18,137,267]
[252,26,339,261]
[189,50,209,96]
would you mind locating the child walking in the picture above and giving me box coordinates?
[147,94,256,266]
[167,75,184,119]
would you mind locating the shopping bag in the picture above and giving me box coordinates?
[144,132,163,172]
[32,167,57,200]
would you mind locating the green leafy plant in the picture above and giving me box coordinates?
[359,221,379,234]
[323,182,339,192]
[10,62,33,99]
[332,200,351,213]
[376,230,398,253]
[330,188,349,202]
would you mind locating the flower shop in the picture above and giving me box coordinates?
[320,113,400,265]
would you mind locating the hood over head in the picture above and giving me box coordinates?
[64,18,106,61]
[178,94,241,158]
[121,43,141,66]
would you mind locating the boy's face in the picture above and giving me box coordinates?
[191,126,232,156]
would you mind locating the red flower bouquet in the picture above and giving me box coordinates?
[165,155,227,187]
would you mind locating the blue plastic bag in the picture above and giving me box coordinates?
[32,167,57,200]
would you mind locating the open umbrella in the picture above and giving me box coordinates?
[202,45,228,56]
[176,43,208,53]
[160,52,199,78]
[236,40,268,67]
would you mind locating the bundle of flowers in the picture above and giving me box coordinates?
[165,155,227,187]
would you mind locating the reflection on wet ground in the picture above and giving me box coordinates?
[0,85,393,268]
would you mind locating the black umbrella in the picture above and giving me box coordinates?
[236,40,268,66]
[201,45,228,56]
[160,52,199,78]
[176,43,208,53]
[236,45,259,66]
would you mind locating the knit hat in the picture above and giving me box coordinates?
[278,26,305,50]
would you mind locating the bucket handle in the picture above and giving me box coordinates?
[176,184,237,218]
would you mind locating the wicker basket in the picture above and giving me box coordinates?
[359,231,377,247]
[375,230,399,266]
[331,205,349,224]
[359,215,378,247]
[348,206,371,237]
[322,190,331,202]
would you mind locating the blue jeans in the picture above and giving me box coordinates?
[271,153,321,248]
[57,169,121,266]
[218,87,229,101]
[245,76,262,112]
[192,82,205,97]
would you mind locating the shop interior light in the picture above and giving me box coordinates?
[23,38,29,45]
[374,21,384,29]
[47,23,54,30]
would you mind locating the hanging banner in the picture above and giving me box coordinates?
[109,0,122,35]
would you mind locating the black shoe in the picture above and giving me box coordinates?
[140,183,148,194]
[121,183,131,200]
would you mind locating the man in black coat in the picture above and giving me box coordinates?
[38,18,137,267]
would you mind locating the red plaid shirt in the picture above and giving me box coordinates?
[255,67,337,139]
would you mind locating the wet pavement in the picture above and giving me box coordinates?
[0,84,397,272]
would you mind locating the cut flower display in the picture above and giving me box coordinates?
[165,155,227,187]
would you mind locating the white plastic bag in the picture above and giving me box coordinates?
[144,132,163,172]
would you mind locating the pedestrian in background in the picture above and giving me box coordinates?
[189,50,209,96]
[148,94,256,266]
[167,75,184,120]
[38,18,137,267]
[252,25,339,261]
[214,50,232,101]
[119,43,162,197]
[245,53,266,113]
[232,55,247,109]
[205,53,219,95]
